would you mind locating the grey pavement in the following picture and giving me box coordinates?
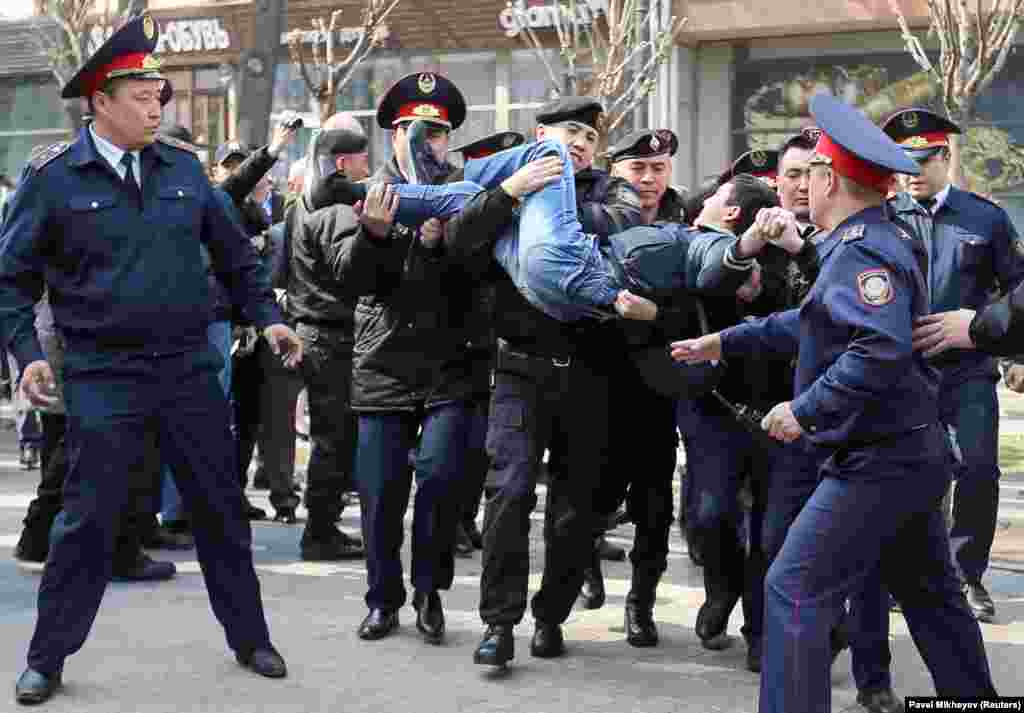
[0,430,1023,712]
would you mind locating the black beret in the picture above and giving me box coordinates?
[727,149,779,180]
[535,96,603,130]
[608,129,678,163]
[161,124,206,149]
[319,129,368,156]
[450,131,525,159]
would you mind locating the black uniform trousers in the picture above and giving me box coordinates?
[27,345,271,674]
[296,323,357,520]
[479,338,611,626]
[593,349,677,581]
[254,338,303,509]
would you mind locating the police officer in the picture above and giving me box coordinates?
[672,92,997,713]
[574,128,685,645]
[338,72,477,645]
[1,16,300,704]
[447,131,527,556]
[883,109,1024,623]
[721,149,780,187]
[755,128,901,712]
[289,112,371,560]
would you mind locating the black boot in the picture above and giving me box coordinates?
[300,518,364,561]
[579,542,605,610]
[474,624,514,666]
[530,621,565,658]
[596,533,626,561]
[625,567,662,647]
[412,590,445,644]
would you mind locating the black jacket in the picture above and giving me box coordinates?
[345,157,494,411]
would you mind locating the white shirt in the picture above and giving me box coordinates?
[89,125,141,188]
[919,183,951,214]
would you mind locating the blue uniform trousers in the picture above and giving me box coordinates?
[682,397,770,643]
[941,377,1001,583]
[759,424,995,713]
[762,440,892,695]
[355,403,472,611]
[27,345,271,674]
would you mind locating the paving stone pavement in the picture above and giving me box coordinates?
[0,430,1023,712]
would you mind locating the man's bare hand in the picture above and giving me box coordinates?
[912,309,976,358]
[615,290,658,321]
[355,184,399,239]
[670,333,722,364]
[20,360,58,410]
[761,208,804,255]
[761,401,804,443]
[263,324,303,368]
[269,122,298,158]
[735,262,763,304]
[1005,364,1024,393]
[420,218,443,249]
[500,156,564,200]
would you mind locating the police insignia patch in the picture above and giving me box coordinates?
[143,15,155,40]
[417,73,436,95]
[649,134,661,152]
[502,134,516,148]
[841,224,866,242]
[902,111,919,130]
[28,141,70,170]
[857,269,894,306]
[751,150,767,168]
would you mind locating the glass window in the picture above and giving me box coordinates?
[193,67,224,92]
[509,49,559,104]
[733,48,1024,198]
[0,76,68,134]
[0,131,70,185]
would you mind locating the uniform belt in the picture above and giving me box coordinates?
[497,338,572,368]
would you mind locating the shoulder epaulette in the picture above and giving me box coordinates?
[27,142,70,171]
[964,190,1004,213]
[156,134,199,155]
[840,223,866,243]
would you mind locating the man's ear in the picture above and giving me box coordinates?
[723,204,741,225]
[535,125,546,141]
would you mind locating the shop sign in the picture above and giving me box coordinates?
[280,27,367,46]
[498,0,607,38]
[88,18,231,55]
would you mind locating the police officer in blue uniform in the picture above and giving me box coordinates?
[883,109,1024,623]
[0,16,301,705]
[672,93,996,712]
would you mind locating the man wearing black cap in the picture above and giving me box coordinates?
[884,108,1024,625]
[288,111,370,561]
[1,15,300,704]
[673,93,996,713]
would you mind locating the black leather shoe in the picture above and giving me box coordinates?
[856,687,905,713]
[530,621,565,658]
[143,526,194,551]
[358,608,399,640]
[243,498,267,521]
[473,624,514,666]
[580,565,606,610]
[745,636,762,673]
[112,553,176,582]
[625,600,659,647]
[463,519,483,550]
[236,646,287,679]
[15,667,61,705]
[596,534,626,561]
[695,595,738,648]
[301,527,364,561]
[454,524,475,558]
[412,590,445,644]
[966,580,996,623]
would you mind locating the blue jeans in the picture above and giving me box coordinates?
[387,140,619,322]
[161,320,232,522]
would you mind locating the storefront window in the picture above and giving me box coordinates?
[733,45,1024,200]
[0,75,70,181]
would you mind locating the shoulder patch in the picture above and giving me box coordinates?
[840,223,866,243]
[27,142,70,171]
[964,190,1003,213]
[156,134,199,154]
[857,268,894,307]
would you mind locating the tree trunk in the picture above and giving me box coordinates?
[947,98,975,192]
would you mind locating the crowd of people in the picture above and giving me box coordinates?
[2,12,1023,711]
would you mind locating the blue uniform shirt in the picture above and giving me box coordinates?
[889,186,1024,383]
[720,206,939,449]
[0,127,281,370]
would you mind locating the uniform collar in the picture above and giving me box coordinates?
[919,183,952,214]
[69,126,173,169]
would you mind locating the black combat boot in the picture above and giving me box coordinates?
[579,542,605,610]
[300,513,364,561]
[625,566,662,647]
